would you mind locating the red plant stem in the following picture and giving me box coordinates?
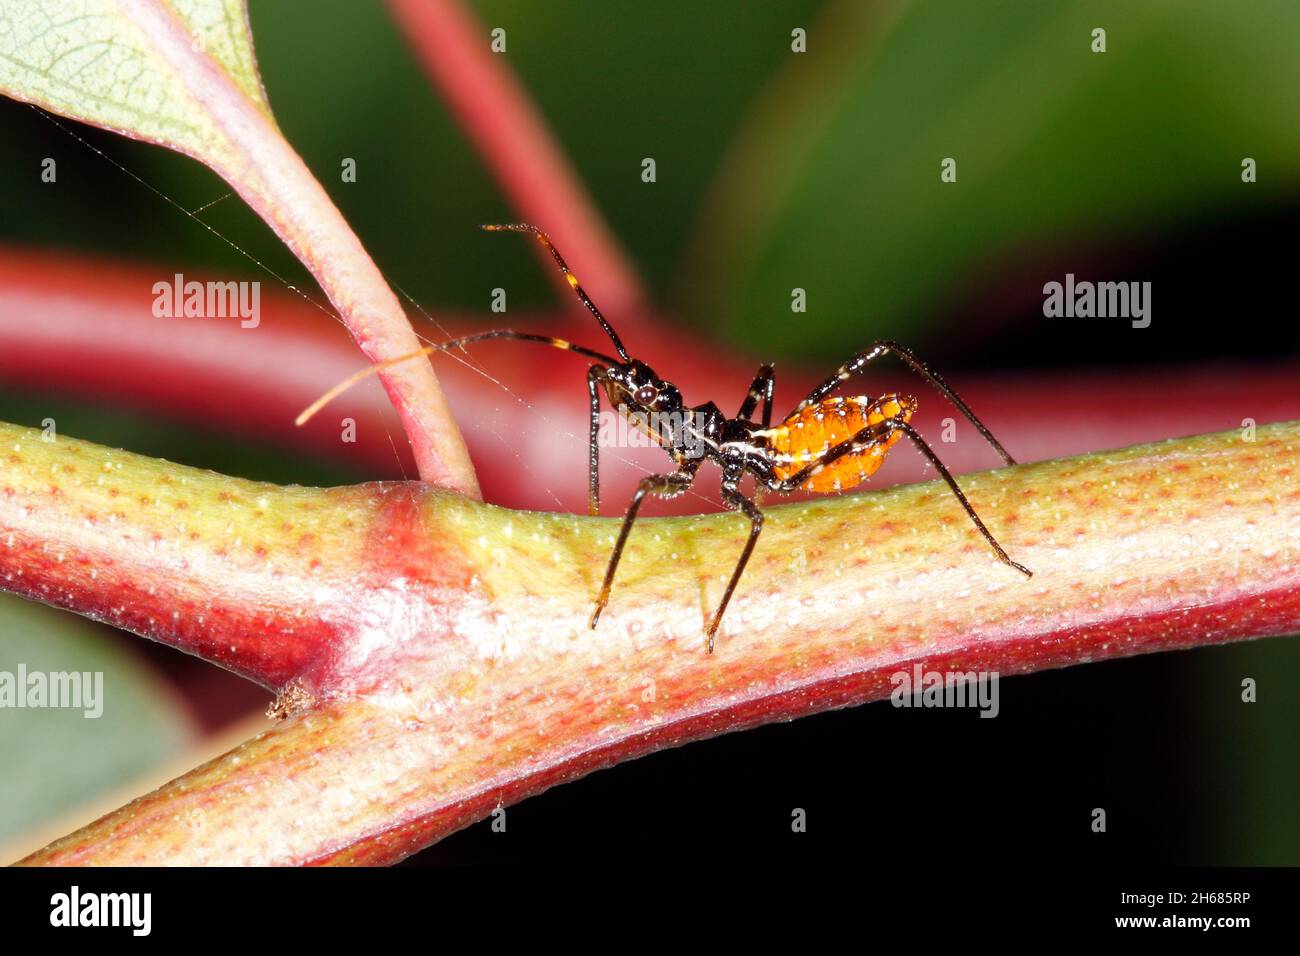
[385,0,648,322]
[320,580,1300,864]
[4,247,1300,513]
[0,245,421,475]
[121,0,477,496]
[7,418,1299,865]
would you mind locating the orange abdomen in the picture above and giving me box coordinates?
[768,394,916,492]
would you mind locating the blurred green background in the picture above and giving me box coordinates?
[0,0,1296,863]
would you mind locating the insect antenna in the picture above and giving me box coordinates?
[294,330,618,427]
[482,223,630,361]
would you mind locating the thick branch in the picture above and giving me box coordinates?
[5,419,1298,864]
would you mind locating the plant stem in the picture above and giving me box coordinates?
[5,247,1300,510]
[385,0,649,322]
[126,0,478,492]
[5,418,1298,864]
[1,0,480,494]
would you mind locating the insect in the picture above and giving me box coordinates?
[298,224,1032,652]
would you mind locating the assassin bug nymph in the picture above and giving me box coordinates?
[298,224,1032,653]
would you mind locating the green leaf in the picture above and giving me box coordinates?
[172,0,268,109]
[681,0,1300,359]
[0,0,270,156]
[0,0,477,491]
[0,594,194,845]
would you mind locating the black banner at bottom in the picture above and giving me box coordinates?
[0,865,1292,941]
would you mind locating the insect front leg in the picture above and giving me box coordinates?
[736,363,776,428]
[793,340,1017,466]
[587,365,606,517]
[589,460,702,630]
[708,477,765,653]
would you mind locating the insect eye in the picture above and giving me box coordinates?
[634,385,658,405]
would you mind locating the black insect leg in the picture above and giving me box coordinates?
[707,477,765,652]
[589,460,702,630]
[773,418,1031,577]
[736,363,776,428]
[793,340,1016,466]
[587,365,606,517]
[893,421,1030,576]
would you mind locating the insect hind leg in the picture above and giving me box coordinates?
[793,340,1017,467]
[773,417,1030,577]
[895,421,1030,576]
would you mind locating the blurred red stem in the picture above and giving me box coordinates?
[3,247,1299,513]
[385,0,648,321]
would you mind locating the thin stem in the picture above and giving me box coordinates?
[1,0,480,494]
[5,247,1300,503]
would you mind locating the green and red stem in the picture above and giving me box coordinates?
[4,417,1297,864]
